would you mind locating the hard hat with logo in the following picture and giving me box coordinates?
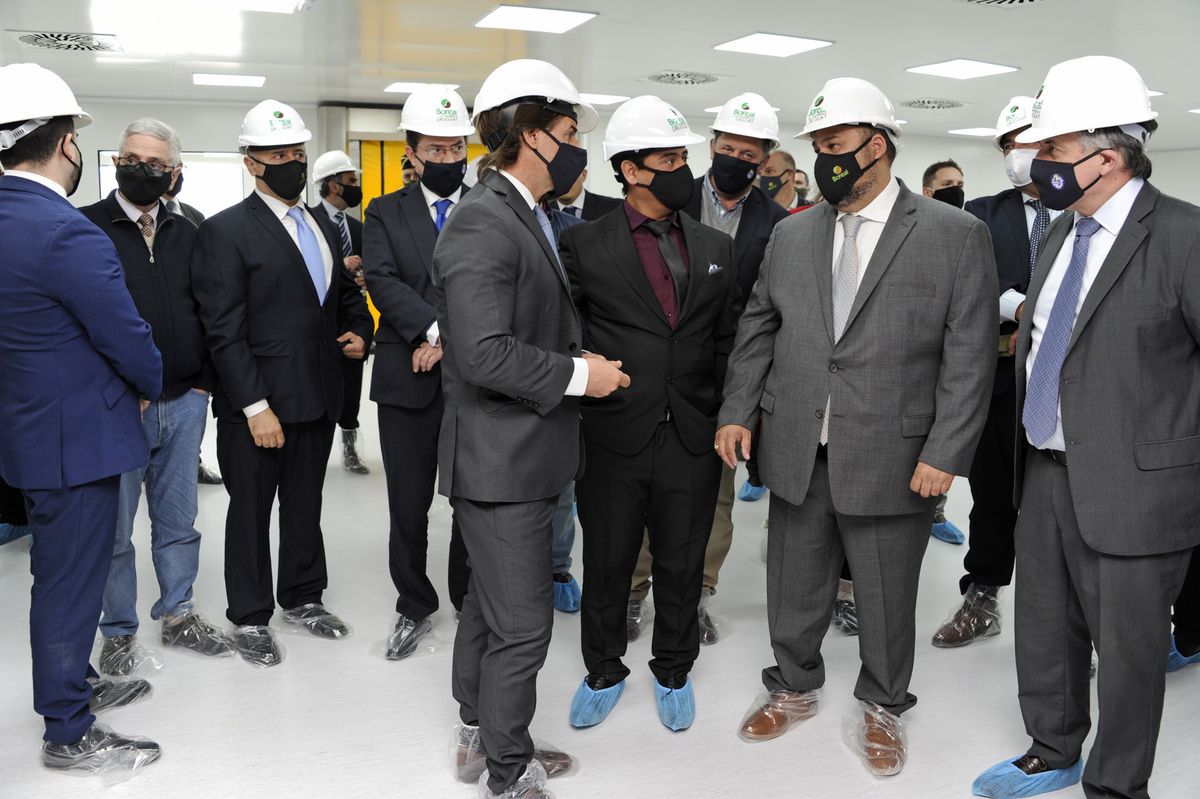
[603,95,705,160]
[400,85,475,137]
[0,63,91,152]
[1017,56,1156,144]
[798,77,902,140]
[238,99,312,148]
[311,150,360,183]
[993,96,1036,150]
[710,92,780,149]
[471,58,598,149]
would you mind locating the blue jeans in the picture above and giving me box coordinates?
[100,390,208,637]
[551,482,575,574]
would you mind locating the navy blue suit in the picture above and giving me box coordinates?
[0,174,161,743]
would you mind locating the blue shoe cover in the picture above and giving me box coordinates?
[553,576,581,613]
[569,679,624,728]
[737,481,767,502]
[1168,637,1200,673]
[655,678,695,731]
[972,757,1082,797]
[932,519,965,545]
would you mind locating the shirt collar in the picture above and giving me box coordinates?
[559,187,585,212]
[498,170,538,210]
[3,170,67,198]
[623,199,678,231]
[115,190,159,224]
[1084,176,1145,237]
[836,176,900,225]
[320,198,345,221]
[255,188,301,221]
[419,181,462,209]
[703,172,752,214]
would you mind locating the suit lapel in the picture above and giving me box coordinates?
[842,186,917,336]
[401,187,437,274]
[488,172,571,295]
[247,194,314,292]
[812,204,837,344]
[732,191,758,270]
[676,213,709,324]
[1003,190,1031,271]
[1017,212,1073,368]
[602,210,675,330]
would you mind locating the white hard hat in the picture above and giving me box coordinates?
[0,63,91,151]
[400,85,475,137]
[311,150,360,183]
[710,92,780,149]
[471,58,598,139]
[993,96,1036,150]
[603,95,705,160]
[238,99,312,148]
[797,77,902,140]
[1016,56,1157,144]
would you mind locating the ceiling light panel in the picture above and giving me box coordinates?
[384,82,460,93]
[713,33,832,58]
[907,59,1018,79]
[475,6,596,34]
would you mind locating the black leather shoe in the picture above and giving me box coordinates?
[161,612,235,657]
[626,599,643,642]
[342,429,370,475]
[281,603,350,639]
[42,723,161,772]
[698,589,719,645]
[88,677,153,713]
[233,625,283,668]
[386,613,432,660]
[197,460,223,485]
[98,635,139,677]
[832,598,859,636]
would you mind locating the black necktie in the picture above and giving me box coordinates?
[644,218,689,307]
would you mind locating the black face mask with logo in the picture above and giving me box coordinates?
[759,174,784,198]
[710,152,760,196]
[931,185,965,209]
[1029,151,1103,211]
[116,163,174,207]
[813,135,880,207]
[250,156,307,201]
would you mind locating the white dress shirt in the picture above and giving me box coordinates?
[557,187,587,217]
[416,183,463,346]
[497,169,589,397]
[1024,177,1145,451]
[999,197,1064,322]
[4,169,66,198]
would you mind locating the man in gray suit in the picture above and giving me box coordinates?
[973,56,1200,799]
[432,58,628,799]
[716,77,996,777]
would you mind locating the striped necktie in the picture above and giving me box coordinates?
[334,210,352,258]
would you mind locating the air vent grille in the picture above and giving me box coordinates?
[901,98,964,111]
[13,31,122,52]
[646,70,718,86]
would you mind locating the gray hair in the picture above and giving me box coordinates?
[119,117,182,164]
[1078,120,1156,180]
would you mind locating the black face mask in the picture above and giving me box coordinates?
[710,152,760,196]
[116,163,174,207]
[931,185,965,209]
[814,135,881,208]
[414,155,466,198]
[250,156,307,201]
[63,137,83,197]
[169,169,184,197]
[1029,151,1103,212]
[531,127,588,199]
[796,185,809,203]
[331,180,363,208]
[640,163,695,211]
[759,174,784,198]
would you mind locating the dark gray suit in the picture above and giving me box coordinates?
[432,168,583,795]
[719,181,997,714]
[1012,180,1200,799]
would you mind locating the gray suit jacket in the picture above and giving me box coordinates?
[1013,181,1200,556]
[719,180,998,515]
[431,169,584,503]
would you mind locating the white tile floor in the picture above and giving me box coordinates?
[1,365,1197,798]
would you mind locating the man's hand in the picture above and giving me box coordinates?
[910,462,954,498]
[1014,301,1024,322]
[585,359,630,398]
[139,398,151,418]
[715,425,752,470]
[343,255,362,272]
[338,331,366,360]
[412,341,443,372]
[248,407,285,449]
[1008,330,1018,355]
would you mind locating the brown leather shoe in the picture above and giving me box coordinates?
[854,704,907,776]
[931,584,1000,648]
[738,690,819,742]
[455,724,576,783]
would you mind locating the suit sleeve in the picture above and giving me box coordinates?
[718,226,783,430]
[190,219,270,411]
[714,233,742,394]
[50,218,162,399]
[434,203,575,415]
[362,200,438,344]
[919,219,999,474]
[335,257,373,344]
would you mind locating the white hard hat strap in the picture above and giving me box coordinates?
[0,117,51,152]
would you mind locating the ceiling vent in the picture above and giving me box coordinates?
[901,98,965,111]
[12,31,122,52]
[646,70,718,86]
[960,0,1048,5]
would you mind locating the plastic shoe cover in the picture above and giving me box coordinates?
[626,599,650,642]
[88,678,153,714]
[552,575,581,614]
[42,723,161,783]
[843,701,907,776]
[932,584,1001,648]
[98,636,162,677]
[698,589,720,645]
[654,678,695,731]
[453,724,577,784]
[931,515,965,545]
[972,757,1083,797]
[386,613,433,660]
[737,480,767,501]
[233,625,284,669]
[1168,637,1200,673]
[280,603,351,639]
[832,598,859,636]
[738,689,820,742]
[161,612,235,657]
[569,678,624,728]
[478,760,554,799]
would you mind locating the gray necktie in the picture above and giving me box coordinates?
[644,218,689,308]
[832,214,865,341]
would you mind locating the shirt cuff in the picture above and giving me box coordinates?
[999,289,1026,323]
[425,321,440,347]
[565,358,589,397]
[243,400,270,418]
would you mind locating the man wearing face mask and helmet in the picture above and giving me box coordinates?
[191,99,373,669]
[716,76,996,777]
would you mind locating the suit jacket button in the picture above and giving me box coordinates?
[569,342,577,352]
[815,409,824,419]
[829,363,838,373]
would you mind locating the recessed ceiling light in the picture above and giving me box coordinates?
[713,32,832,58]
[384,82,460,94]
[212,0,306,12]
[1190,109,1200,114]
[907,59,1018,80]
[193,72,266,87]
[475,6,596,34]
[948,127,999,137]
[1147,89,1164,97]
[579,93,630,106]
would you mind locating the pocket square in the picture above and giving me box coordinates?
[708,263,723,275]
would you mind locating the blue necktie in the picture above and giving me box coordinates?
[433,198,453,232]
[287,206,326,303]
[334,210,352,258]
[564,205,581,218]
[533,204,565,279]
[1027,199,1050,277]
[1023,216,1102,448]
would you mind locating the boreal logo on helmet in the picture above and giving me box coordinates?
[665,113,688,132]
[732,102,756,124]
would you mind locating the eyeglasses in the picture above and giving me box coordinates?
[114,156,178,177]
[416,143,467,159]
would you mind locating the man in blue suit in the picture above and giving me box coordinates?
[0,64,164,773]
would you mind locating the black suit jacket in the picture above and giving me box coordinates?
[684,176,787,304]
[579,190,622,222]
[363,186,469,409]
[192,192,373,424]
[561,205,741,457]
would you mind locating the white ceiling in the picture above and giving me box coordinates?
[3,0,1199,150]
